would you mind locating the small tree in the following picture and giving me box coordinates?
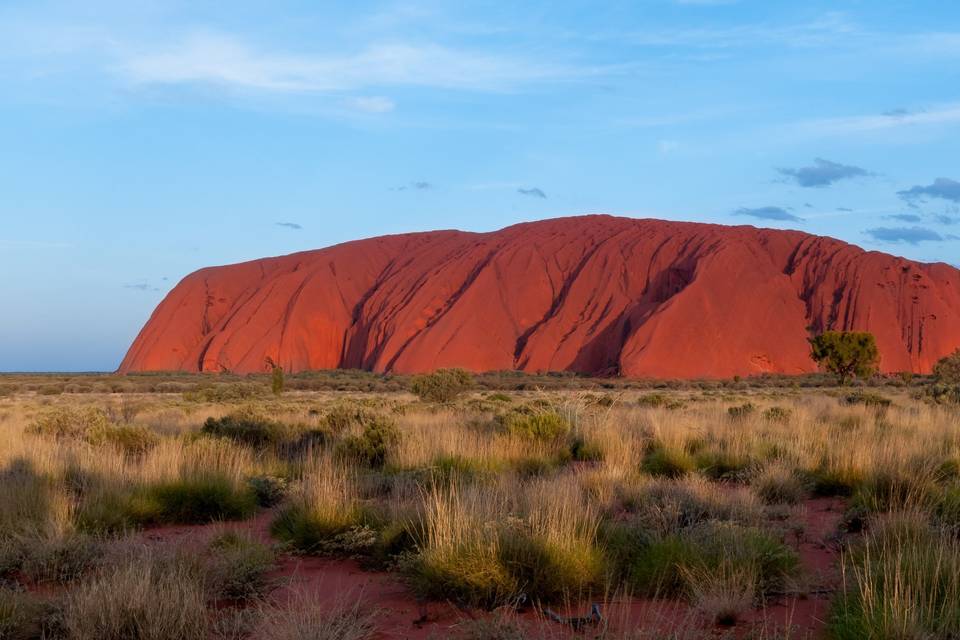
[933,349,960,385]
[809,331,880,385]
[410,369,473,403]
[271,365,285,396]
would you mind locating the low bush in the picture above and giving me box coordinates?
[183,383,262,403]
[140,475,258,525]
[727,403,756,420]
[201,409,291,448]
[843,391,891,409]
[205,531,276,601]
[761,406,793,423]
[410,369,473,403]
[92,424,160,455]
[642,446,695,478]
[335,418,399,469]
[322,404,377,434]
[28,406,109,440]
[497,409,571,442]
[248,475,289,508]
[569,436,604,462]
[693,449,752,480]
[79,475,257,531]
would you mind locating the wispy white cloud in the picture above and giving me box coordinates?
[798,103,960,136]
[346,96,395,113]
[117,31,596,94]
[618,12,857,49]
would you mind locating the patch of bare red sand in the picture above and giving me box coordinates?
[129,495,845,639]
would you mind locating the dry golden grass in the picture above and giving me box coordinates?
[0,376,958,638]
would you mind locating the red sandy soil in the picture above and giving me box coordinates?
[120,215,960,378]
[130,496,847,639]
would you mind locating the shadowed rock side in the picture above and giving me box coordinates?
[120,215,960,378]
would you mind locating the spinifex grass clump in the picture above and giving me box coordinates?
[830,513,960,639]
[408,478,605,607]
[60,553,209,640]
[641,444,695,478]
[271,461,371,554]
[614,521,798,600]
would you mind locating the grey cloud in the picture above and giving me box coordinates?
[276,222,303,230]
[734,206,802,222]
[887,214,923,223]
[392,181,433,191]
[898,177,960,203]
[124,282,161,292]
[882,108,912,118]
[836,207,853,212]
[777,158,871,188]
[865,226,944,244]
[517,187,547,199]
[935,214,960,225]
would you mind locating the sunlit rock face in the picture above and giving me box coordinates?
[120,215,960,378]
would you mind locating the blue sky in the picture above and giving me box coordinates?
[2,1,959,371]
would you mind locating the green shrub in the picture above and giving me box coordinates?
[270,365,285,396]
[183,383,261,403]
[143,475,257,524]
[247,475,288,508]
[569,437,604,462]
[497,410,571,442]
[28,406,109,440]
[322,404,376,434]
[694,449,752,480]
[637,393,669,408]
[727,403,756,420]
[933,349,960,385]
[761,406,792,423]
[201,409,290,448]
[810,466,863,497]
[205,531,276,601]
[78,475,260,530]
[92,425,159,455]
[410,369,473,402]
[335,418,399,468]
[642,447,695,478]
[843,391,891,409]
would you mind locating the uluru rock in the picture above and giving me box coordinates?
[120,215,960,378]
